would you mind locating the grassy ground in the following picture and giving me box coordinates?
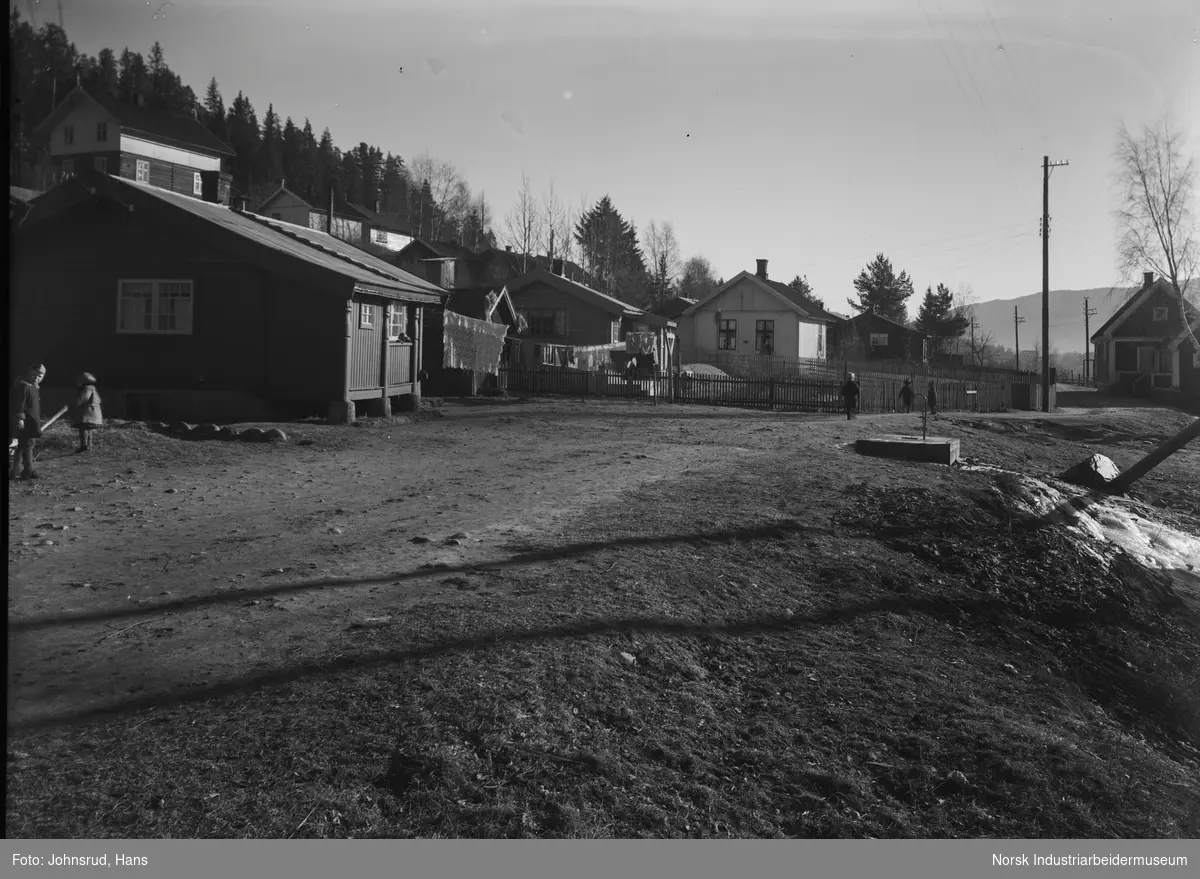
[6,401,1200,838]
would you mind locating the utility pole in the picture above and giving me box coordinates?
[1042,155,1069,411]
[1083,297,1097,381]
[1014,306,1025,372]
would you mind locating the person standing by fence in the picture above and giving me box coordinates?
[9,363,46,480]
[898,378,914,413]
[927,381,939,416]
[841,373,861,420]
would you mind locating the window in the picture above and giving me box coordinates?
[1152,307,1168,322]
[60,158,75,177]
[870,333,889,347]
[526,308,567,337]
[117,280,194,334]
[611,320,621,344]
[387,305,407,341]
[64,124,75,145]
[136,159,150,183]
[372,229,390,246]
[96,122,108,142]
[755,320,775,354]
[541,345,558,366]
[94,157,107,174]
[193,172,203,196]
[718,319,737,350]
[359,303,375,329]
[817,325,825,357]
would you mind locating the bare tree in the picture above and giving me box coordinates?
[539,179,570,260]
[1115,117,1200,350]
[642,220,682,308]
[504,172,543,273]
[410,152,464,241]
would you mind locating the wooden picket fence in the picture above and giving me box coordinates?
[495,367,1012,413]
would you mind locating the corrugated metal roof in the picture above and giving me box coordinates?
[117,178,445,302]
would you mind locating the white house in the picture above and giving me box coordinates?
[677,260,838,362]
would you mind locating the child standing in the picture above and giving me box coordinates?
[72,372,103,452]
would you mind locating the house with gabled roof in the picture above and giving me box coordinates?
[11,174,446,424]
[254,184,371,246]
[346,201,416,253]
[677,259,839,363]
[33,86,236,204]
[1091,271,1199,405]
[828,309,929,361]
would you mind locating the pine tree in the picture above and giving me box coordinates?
[280,117,301,187]
[261,104,283,185]
[574,196,648,303]
[916,283,968,356]
[203,77,227,142]
[787,275,825,311]
[147,41,169,108]
[849,253,915,323]
[94,48,119,97]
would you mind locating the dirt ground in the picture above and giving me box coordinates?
[7,397,1200,838]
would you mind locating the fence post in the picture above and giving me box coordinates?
[768,377,776,411]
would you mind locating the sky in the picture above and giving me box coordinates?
[32,0,1200,309]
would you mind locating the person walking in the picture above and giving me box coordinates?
[927,381,939,416]
[898,378,914,413]
[841,372,861,420]
[9,363,46,480]
[72,372,104,452]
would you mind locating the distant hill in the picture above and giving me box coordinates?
[968,285,1140,355]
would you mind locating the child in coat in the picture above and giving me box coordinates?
[72,372,103,452]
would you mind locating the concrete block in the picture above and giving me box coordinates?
[855,434,961,466]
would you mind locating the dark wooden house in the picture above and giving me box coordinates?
[33,86,236,205]
[10,175,446,424]
[828,310,928,361]
[1091,271,1199,405]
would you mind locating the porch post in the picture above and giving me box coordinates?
[329,298,356,424]
[410,305,423,413]
[380,305,392,416]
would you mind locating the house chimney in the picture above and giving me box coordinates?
[756,259,768,280]
[552,258,564,276]
[505,245,513,253]
[1143,271,1154,287]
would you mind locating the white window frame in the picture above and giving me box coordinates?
[360,303,375,329]
[64,124,75,145]
[135,159,150,183]
[96,121,108,142]
[94,156,107,174]
[611,320,621,344]
[116,279,195,335]
[61,158,75,177]
[1152,306,1168,322]
[193,171,203,196]
[372,228,390,246]
[387,305,407,341]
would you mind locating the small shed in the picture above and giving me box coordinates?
[10,175,446,423]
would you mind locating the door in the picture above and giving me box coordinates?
[1136,346,1157,374]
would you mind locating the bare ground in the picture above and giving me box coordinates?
[6,399,1200,838]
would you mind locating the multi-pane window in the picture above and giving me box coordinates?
[525,309,568,337]
[818,325,825,357]
[193,172,203,196]
[718,319,737,350]
[387,305,407,340]
[870,333,889,347]
[96,122,108,142]
[94,157,107,174]
[611,320,621,344]
[359,303,375,329]
[117,280,194,334]
[64,124,75,145]
[136,160,150,183]
[755,320,775,354]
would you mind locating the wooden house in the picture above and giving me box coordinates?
[254,185,370,246]
[828,310,928,361]
[33,86,236,204]
[676,259,839,362]
[394,238,594,292]
[347,201,416,253]
[1091,271,1199,406]
[422,286,521,397]
[10,174,446,424]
